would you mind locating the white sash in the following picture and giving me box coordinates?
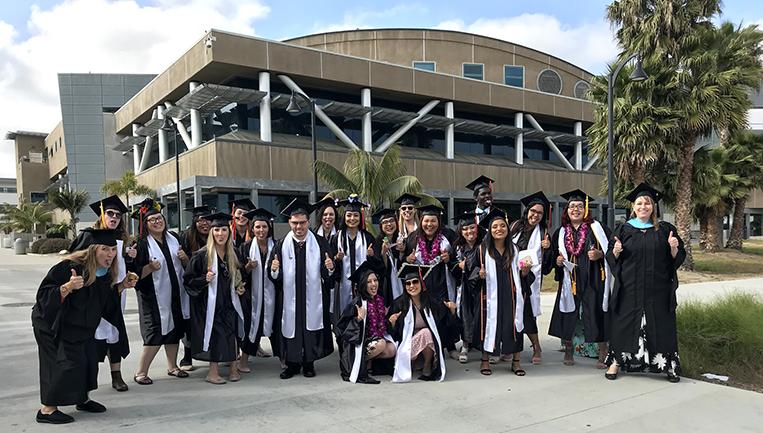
[513,225,542,316]
[203,249,245,352]
[392,301,446,383]
[557,221,612,313]
[589,221,613,312]
[95,239,127,344]
[316,225,336,239]
[387,249,403,300]
[414,234,453,300]
[338,230,368,314]
[349,300,367,384]
[280,231,324,339]
[248,238,276,341]
[147,234,189,335]
[483,244,524,352]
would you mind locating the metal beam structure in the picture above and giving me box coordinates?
[259,71,271,142]
[162,102,193,150]
[375,100,440,153]
[574,121,583,170]
[515,112,524,165]
[583,155,599,171]
[157,106,168,163]
[445,101,454,159]
[189,82,202,149]
[361,88,372,152]
[524,114,575,170]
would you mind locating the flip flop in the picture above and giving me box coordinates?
[480,360,492,376]
[167,368,189,378]
[133,374,153,385]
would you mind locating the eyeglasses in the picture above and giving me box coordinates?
[105,210,122,218]
[528,209,544,217]
[400,206,414,211]
[147,216,164,224]
[568,204,585,210]
[381,219,395,225]
[404,280,420,286]
[290,220,309,226]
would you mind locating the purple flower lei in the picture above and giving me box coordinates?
[418,232,443,264]
[564,222,588,256]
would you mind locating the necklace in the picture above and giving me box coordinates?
[564,222,588,256]
[418,233,442,264]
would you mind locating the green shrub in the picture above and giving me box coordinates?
[677,292,763,386]
[37,238,71,254]
[30,238,47,253]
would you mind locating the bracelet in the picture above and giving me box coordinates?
[60,284,69,295]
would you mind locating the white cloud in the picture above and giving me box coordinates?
[0,0,270,179]
[435,14,618,75]
[311,4,430,34]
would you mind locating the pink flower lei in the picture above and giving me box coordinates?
[418,232,443,264]
[564,222,588,256]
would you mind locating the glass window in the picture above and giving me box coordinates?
[413,61,435,72]
[30,192,47,203]
[504,65,524,87]
[462,63,484,80]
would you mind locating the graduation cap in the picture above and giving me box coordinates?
[338,194,368,213]
[204,212,234,228]
[560,189,593,219]
[452,211,478,225]
[394,193,421,206]
[372,207,397,222]
[244,208,276,222]
[520,191,550,211]
[348,256,386,286]
[77,228,118,248]
[479,208,510,230]
[397,263,434,281]
[228,198,256,212]
[626,183,663,217]
[417,204,444,218]
[465,175,494,195]
[185,205,212,219]
[280,198,314,217]
[314,196,338,211]
[89,195,128,217]
[130,198,164,220]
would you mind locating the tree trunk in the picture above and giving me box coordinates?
[704,204,722,253]
[726,194,748,250]
[698,208,708,250]
[675,136,696,270]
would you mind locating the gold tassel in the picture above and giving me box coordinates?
[99,201,106,227]
[584,195,589,219]
[572,256,577,295]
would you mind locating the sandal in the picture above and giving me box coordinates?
[133,374,153,385]
[511,359,526,376]
[480,359,492,376]
[563,341,575,366]
[205,376,226,385]
[531,345,542,365]
[167,368,189,378]
[458,348,468,364]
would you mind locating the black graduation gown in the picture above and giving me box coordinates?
[183,249,240,362]
[371,234,404,307]
[513,226,554,335]
[32,260,123,406]
[179,229,207,256]
[331,229,376,324]
[129,232,186,345]
[468,247,529,355]
[546,222,611,342]
[403,233,456,303]
[606,222,686,358]
[336,296,394,382]
[267,236,336,364]
[232,230,248,249]
[238,239,281,357]
[451,243,479,345]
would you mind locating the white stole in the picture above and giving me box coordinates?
[349,300,367,384]
[147,234,190,335]
[248,238,276,341]
[203,249,245,351]
[94,239,127,344]
[387,249,403,300]
[483,244,525,352]
[392,301,446,383]
[414,234,453,300]
[280,231,324,339]
[590,221,613,312]
[337,230,368,314]
[512,225,542,317]
[316,225,336,239]
[557,221,612,313]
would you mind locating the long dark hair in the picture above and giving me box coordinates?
[314,203,338,231]
[453,220,478,251]
[375,215,399,245]
[510,205,549,238]
[186,216,209,253]
[357,270,379,301]
[399,279,434,316]
[483,218,514,272]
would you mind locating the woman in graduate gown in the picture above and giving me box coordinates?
[129,199,191,384]
[545,189,612,368]
[370,208,404,307]
[337,257,396,384]
[229,198,255,249]
[450,211,480,364]
[32,228,136,424]
[605,183,686,383]
[184,213,246,384]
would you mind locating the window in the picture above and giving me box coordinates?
[537,69,563,94]
[30,192,47,203]
[504,65,524,88]
[462,63,484,80]
[573,80,591,99]
[413,61,435,72]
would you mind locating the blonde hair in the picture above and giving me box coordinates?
[205,226,243,291]
[64,245,119,286]
[629,195,660,230]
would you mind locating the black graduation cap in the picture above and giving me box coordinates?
[205,212,234,228]
[348,256,385,286]
[560,189,594,203]
[397,263,434,281]
[520,191,550,211]
[626,183,662,203]
[394,193,421,206]
[244,208,276,222]
[338,194,367,213]
[280,198,314,217]
[89,195,128,217]
[184,205,212,218]
[372,208,397,222]
[452,211,478,224]
[314,196,338,211]
[78,228,118,248]
[479,208,509,230]
[417,204,444,218]
[465,175,494,193]
[130,198,164,220]
[228,198,256,212]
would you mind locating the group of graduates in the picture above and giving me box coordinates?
[31,175,687,424]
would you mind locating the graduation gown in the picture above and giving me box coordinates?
[546,222,611,342]
[606,222,685,361]
[179,229,207,256]
[513,226,554,335]
[336,296,394,382]
[331,229,375,322]
[183,249,242,362]
[371,234,404,307]
[238,239,280,357]
[451,243,479,346]
[403,232,457,303]
[267,235,336,364]
[32,261,124,406]
[129,232,187,345]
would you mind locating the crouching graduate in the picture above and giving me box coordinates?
[268,198,337,379]
[337,257,396,384]
[388,263,458,382]
[32,228,137,424]
[183,213,246,384]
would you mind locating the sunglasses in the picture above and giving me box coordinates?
[105,210,122,218]
[404,279,420,286]
[400,206,414,211]
[147,216,164,224]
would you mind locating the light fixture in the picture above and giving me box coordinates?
[629,57,648,82]
[286,92,303,114]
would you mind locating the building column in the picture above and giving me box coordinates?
[514,112,524,165]
[447,196,455,227]
[132,145,141,174]
[250,189,259,207]
[445,102,454,160]
[362,88,372,152]
[178,189,186,230]
[574,121,583,170]
[193,185,203,207]
[258,72,271,142]
[157,106,168,163]
[190,82,202,148]
[552,201,562,228]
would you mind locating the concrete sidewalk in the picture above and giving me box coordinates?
[0,249,760,432]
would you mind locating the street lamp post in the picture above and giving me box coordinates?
[607,54,647,228]
[161,118,182,231]
[286,92,318,203]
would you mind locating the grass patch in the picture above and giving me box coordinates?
[742,242,763,256]
[693,249,763,274]
[677,292,763,391]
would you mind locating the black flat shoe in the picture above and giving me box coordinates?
[667,372,681,383]
[302,368,316,378]
[75,400,107,413]
[280,368,297,379]
[36,410,74,424]
[417,374,435,381]
[111,371,128,392]
[605,372,618,380]
[358,376,380,384]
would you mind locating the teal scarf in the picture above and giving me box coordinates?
[95,267,109,277]
[627,218,653,229]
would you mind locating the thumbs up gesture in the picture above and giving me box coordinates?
[389,311,402,326]
[479,264,486,280]
[324,253,334,271]
[245,258,258,271]
[541,233,551,250]
[68,268,84,291]
[668,231,679,249]
[588,244,602,261]
[126,243,137,259]
[271,253,280,272]
[613,236,623,257]
[148,258,161,271]
[366,244,375,257]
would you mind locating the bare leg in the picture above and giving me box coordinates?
[378,341,397,359]
[563,340,575,366]
[40,405,58,415]
[597,342,608,369]
[136,345,161,377]
[238,352,251,372]
[421,347,434,376]
[164,343,180,371]
[528,333,542,364]
[207,362,225,383]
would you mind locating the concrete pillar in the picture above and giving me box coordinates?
[250,189,259,207]
[514,112,524,165]
[447,196,455,227]
[132,145,141,174]
[258,72,271,142]
[445,102,454,160]
[362,88,372,152]
[190,82,202,148]
[553,201,562,228]
[157,106,168,163]
[574,121,583,170]
[193,186,203,207]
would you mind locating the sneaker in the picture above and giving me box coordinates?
[75,400,107,413]
[36,410,74,424]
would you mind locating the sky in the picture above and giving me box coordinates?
[1,0,762,179]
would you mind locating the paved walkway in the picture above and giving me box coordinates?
[0,248,760,432]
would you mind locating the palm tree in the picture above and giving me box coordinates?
[314,144,437,212]
[101,171,155,209]
[725,132,763,250]
[48,186,89,238]
[0,200,53,234]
